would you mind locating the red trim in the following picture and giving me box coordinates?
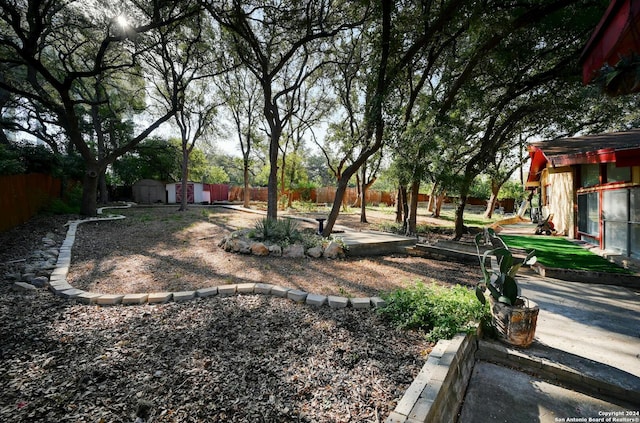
[616,147,640,166]
[581,0,640,85]
[526,147,548,187]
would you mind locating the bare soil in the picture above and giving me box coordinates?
[0,205,480,423]
[65,206,480,297]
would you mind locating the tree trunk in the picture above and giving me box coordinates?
[433,191,445,218]
[395,185,405,223]
[406,179,420,235]
[359,165,367,223]
[485,192,498,218]
[179,148,189,211]
[454,180,472,240]
[80,165,100,217]
[484,180,500,218]
[427,183,438,212]
[266,118,281,221]
[98,171,109,204]
[322,177,349,237]
[242,163,251,208]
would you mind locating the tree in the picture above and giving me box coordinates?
[217,66,263,208]
[0,0,200,215]
[204,0,365,220]
[483,148,527,218]
[148,11,224,211]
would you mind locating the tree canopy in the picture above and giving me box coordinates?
[1,0,638,227]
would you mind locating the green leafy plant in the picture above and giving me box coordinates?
[378,282,489,342]
[252,217,302,247]
[45,185,82,214]
[474,230,536,306]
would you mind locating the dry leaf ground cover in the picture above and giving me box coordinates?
[1,205,481,422]
[66,206,480,297]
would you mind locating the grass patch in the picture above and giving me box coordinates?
[500,235,632,274]
[432,209,499,227]
[378,282,489,343]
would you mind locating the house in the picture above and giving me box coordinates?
[526,129,640,258]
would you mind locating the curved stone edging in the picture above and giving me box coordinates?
[45,203,387,310]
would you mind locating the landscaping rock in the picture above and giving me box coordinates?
[306,246,323,258]
[14,282,36,291]
[305,293,327,306]
[287,289,308,303]
[283,243,305,258]
[350,297,371,309]
[148,292,172,304]
[328,296,349,309]
[323,241,344,259]
[268,245,282,256]
[29,276,48,288]
[251,242,270,256]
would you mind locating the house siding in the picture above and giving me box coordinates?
[540,167,574,237]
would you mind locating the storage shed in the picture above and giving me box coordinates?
[166,182,207,204]
[132,179,166,204]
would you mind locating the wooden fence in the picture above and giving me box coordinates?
[228,186,396,206]
[0,173,62,232]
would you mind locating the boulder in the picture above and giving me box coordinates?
[251,242,270,256]
[29,276,48,288]
[323,241,344,259]
[306,246,323,258]
[283,243,305,258]
[268,245,282,256]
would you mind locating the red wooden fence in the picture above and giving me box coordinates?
[0,173,62,232]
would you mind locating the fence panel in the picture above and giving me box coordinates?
[0,173,62,232]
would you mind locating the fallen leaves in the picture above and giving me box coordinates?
[1,288,428,422]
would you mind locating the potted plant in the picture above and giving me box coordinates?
[474,231,539,348]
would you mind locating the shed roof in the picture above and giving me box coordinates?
[526,129,640,187]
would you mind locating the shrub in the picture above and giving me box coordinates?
[45,184,82,214]
[378,282,489,343]
[252,217,302,247]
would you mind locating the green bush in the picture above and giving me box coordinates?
[46,184,82,214]
[252,217,302,247]
[378,282,489,343]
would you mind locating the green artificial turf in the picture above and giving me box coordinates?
[500,235,632,274]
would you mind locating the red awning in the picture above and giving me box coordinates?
[525,146,548,188]
[580,0,640,88]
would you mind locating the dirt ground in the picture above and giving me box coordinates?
[63,205,481,297]
[0,204,481,423]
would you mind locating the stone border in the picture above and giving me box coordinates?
[386,333,477,423]
[23,203,387,310]
[385,331,640,423]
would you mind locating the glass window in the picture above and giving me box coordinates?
[603,189,628,222]
[606,163,631,183]
[632,188,640,223]
[605,222,627,254]
[631,224,640,259]
[581,164,600,188]
[577,191,599,236]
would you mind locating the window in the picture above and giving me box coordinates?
[606,163,631,183]
[603,189,628,254]
[577,191,599,239]
[581,164,599,188]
